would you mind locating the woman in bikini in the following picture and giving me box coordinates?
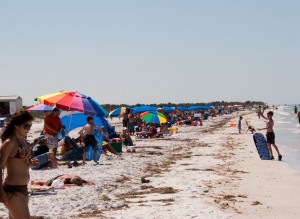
[0,110,39,219]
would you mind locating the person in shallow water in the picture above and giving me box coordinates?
[257,108,282,161]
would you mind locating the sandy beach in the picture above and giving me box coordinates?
[0,111,300,219]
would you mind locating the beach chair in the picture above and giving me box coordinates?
[62,136,84,161]
[31,153,50,170]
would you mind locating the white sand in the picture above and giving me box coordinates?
[0,112,300,219]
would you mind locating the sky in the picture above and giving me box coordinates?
[0,0,299,106]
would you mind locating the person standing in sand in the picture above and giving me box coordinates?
[257,109,282,161]
[43,108,62,157]
[0,110,39,219]
[79,116,102,165]
[297,110,300,123]
[122,109,129,128]
[238,116,243,134]
[127,110,136,135]
[256,106,262,119]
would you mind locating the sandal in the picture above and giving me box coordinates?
[278,155,282,161]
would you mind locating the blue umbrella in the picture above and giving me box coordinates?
[132,106,157,114]
[162,106,175,113]
[176,106,188,112]
[109,107,131,117]
[188,106,213,111]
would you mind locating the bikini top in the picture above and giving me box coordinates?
[14,137,32,160]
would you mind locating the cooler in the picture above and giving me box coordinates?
[112,142,122,153]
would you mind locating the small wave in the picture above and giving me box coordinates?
[293,130,300,134]
[277,111,290,116]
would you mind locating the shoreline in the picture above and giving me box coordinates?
[203,112,300,219]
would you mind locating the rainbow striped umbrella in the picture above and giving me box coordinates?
[27,103,53,112]
[36,91,108,117]
[140,111,167,124]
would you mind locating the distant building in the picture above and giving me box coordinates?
[0,95,23,116]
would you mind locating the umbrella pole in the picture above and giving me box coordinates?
[67,112,73,136]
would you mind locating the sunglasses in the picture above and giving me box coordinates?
[22,123,32,130]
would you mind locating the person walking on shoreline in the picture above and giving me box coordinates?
[297,110,300,123]
[257,108,282,161]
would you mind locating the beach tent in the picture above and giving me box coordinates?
[132,106,157,114]
[60,113,115,137]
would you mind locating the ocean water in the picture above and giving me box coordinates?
[273,105,300,172]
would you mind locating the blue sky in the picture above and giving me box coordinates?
[1,0,299,106]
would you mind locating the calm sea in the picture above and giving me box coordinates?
[273,105,300,172]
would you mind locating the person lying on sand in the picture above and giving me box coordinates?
[32,174,95,190]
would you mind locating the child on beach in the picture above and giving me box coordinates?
[245,120,255,134]
[79,116,102,165]
[238,116,243,133]
[257,109,282,161]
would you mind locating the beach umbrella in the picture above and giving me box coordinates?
[109,107,130,117]
[132,106,157,114]
[27,103,53,112]
[36,91,108,117]
[162,106,175,113]
[140,111,167,124]
[188,106,213,111]
[176,106,188,112]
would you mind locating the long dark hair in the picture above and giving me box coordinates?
[1,110,33,143]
